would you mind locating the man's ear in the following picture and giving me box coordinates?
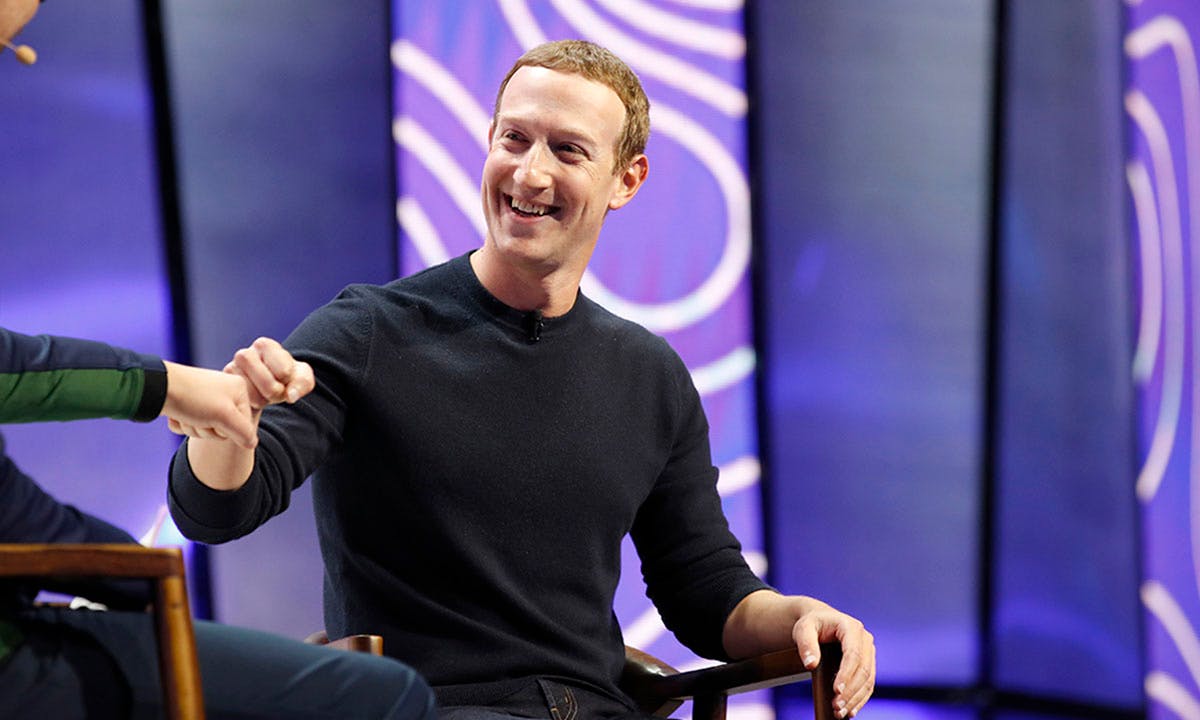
[609,154,649,210]
[487,121,495,147]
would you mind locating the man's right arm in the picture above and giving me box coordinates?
[183,336,314,492]
[169,290,366,543]
[184,436,258,491]
[169,334,326,544]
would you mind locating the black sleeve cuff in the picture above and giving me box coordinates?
[132,358,168,422]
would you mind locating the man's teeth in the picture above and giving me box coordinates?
[511,198,552,216]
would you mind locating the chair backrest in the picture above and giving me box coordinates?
[0,543,205,720]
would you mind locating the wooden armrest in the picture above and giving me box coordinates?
[0,543,185,579]
[643,648,808,698]
[304,629,384,656]
[328,634,384,654]
[623,646,679,680]
[634,643,842,720]
[622,646,683,715]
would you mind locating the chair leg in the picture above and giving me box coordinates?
[812,644,842,720]
[155,575,205,720]
[692,693,727,720]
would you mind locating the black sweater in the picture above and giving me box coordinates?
[169,253,768,706]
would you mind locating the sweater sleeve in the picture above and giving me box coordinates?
[0,327,167,424]
[629,351,771,661]
[167,288,371,544]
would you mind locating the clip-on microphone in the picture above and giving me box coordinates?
[524,310,544,343]
[3,38,36,65]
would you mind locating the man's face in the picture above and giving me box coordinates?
[481,66,643,274]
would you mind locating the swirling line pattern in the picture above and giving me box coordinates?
[392,1,764,716]
[1129,159,1165,385]
[1127,89,1186,505]
[1127,4,1200,718]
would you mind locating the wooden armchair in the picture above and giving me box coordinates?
[0,543,205,720]
[308,630,841,720]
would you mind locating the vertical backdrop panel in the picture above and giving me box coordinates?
[993,0,1140,707]
[1127,1,1200,718]
[752,0,994,689]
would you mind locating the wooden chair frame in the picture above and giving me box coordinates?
[310,631,841,720]
[622,643,841,720]
[0,543,204,720]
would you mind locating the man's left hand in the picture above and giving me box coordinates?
[723,590,875,719]
[790,596,875,719]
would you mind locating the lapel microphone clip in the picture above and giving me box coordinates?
[3,39,36,65]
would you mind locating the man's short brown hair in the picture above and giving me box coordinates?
[493,40,650,173]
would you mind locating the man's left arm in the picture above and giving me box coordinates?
[722,589,875,719]
[636,347,875,717]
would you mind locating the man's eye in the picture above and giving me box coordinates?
[558,144,583,156]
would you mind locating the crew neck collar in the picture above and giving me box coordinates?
[449,252,588,341]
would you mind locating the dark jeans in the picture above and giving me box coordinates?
[438,678,658,720]
[0,606,435,720]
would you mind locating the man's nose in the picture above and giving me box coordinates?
[514,145,553,188]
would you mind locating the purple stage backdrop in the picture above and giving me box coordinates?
[391,1,764,714]
[1127,1,1200,717]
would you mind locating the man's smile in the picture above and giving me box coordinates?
[507,194,560,218]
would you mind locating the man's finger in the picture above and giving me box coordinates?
[832,646,867,707]
[232,347,285,404]
[284,361,316,403]
[254,336,296,382]
[792,616,821,669]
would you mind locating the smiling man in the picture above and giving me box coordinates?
[171,40,875,720]
[472,54,648,318]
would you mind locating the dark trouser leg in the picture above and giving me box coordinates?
[437,679,657,720]
[7,608,434,720]
[0,611,131,720]
[192,620,435,720]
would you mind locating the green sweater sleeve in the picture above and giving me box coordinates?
[0,328,167,423]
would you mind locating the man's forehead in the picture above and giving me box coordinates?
[495,66,625,137]
[498,66,621,110]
